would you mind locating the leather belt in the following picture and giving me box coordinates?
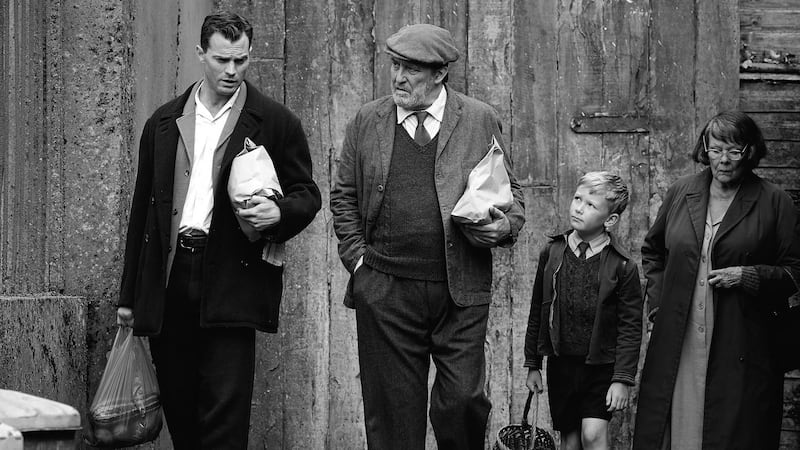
[177,231,208,252]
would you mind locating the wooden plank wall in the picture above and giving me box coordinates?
[740,2,800,448]
[122,0,743,448]
[4,0,788,449]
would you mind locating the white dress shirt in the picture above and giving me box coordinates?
[179,84,241,233]
[396,85,447,140]
[568,231,610,259]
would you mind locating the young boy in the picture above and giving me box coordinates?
[524,172,643,450]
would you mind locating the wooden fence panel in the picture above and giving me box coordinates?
[327,0,375,448]
[509,0,560,436]
[0,0,776,449]
[466,1,515,447]
[280,1,334,448]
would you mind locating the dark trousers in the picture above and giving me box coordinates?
[149,247,256,450]
[354,264,492,450]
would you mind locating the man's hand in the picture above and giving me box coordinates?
[606,382,629,412]
[237,195,281,231]
[708,266,742,289]
[460,207,511,248]
[526,368,544,394]
[117,307,134,327]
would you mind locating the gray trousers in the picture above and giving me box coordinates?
[353,264,491,450]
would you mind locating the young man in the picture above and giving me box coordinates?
[117,12,320,448]
[524,172,643,450]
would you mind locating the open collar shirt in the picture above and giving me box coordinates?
[179,83,241,233]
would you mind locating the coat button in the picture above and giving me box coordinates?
[447,241,454,248]
[377,184,384,192]
[144,233,149,243]
[173,208,178,215]
[150,196,155,205]
[184,169,190,177]
[167,245,172,252]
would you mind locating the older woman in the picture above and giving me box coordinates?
[633,111,800,449]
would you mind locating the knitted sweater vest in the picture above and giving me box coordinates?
[365,124,446,280]
[557,248,602,356]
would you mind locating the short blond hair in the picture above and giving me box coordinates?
[577,171,629,215]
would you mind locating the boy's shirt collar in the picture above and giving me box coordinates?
[567,230,610,258]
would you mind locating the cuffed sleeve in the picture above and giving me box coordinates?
[524,247,549,370]
[613,260,644,386]
[740,266,760,296]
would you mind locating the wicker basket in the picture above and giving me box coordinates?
[494,392,556,450]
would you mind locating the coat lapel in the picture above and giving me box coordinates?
[714,173,759,247]
[175,82,201,166]
[213,82,248,186]
[375,97,396,187]
[685,170,711,251]
[153,110,181,254]
[436,86,462,159]
[217,83,261,194]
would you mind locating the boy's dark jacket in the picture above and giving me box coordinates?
[524,230,643,385]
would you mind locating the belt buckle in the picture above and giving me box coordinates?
[178,235,199,253]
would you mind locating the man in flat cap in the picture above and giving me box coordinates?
[331,23,525,449]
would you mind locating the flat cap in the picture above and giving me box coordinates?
[385,24,460,66]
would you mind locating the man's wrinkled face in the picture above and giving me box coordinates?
[390,58,445,110]
[197,32,251,102]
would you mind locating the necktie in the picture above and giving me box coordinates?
[577,241,590,260]
[414,111,431,146]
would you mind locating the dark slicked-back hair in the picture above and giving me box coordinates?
[200,12,253,51]
[692,111,767,171]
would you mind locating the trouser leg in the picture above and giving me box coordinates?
[150,248,255,450]
[428,295,491,450]
[354,265,431,450]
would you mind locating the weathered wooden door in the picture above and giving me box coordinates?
[124,1,741,449]
[740,2,800,448]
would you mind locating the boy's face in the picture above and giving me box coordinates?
[569,185,619,240]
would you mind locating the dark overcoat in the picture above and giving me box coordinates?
[118,81,321,335]
[633,169,800,449]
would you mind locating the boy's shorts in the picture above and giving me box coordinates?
[546,355,614,432]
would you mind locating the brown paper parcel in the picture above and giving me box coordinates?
[451,135,513,225]
[227,137,285,266]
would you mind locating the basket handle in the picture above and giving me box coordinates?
[522,391,534,426]
[523,390,543,429]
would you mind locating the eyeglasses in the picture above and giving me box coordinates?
[703,136,747,161]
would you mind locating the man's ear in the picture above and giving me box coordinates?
[604,213,620,229]
[196,44,205,61]
[434,66,449,84]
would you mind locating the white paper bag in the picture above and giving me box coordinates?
[450,135,513,225]
[227,137,285,266]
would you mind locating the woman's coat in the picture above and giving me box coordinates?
[633,169,800,449]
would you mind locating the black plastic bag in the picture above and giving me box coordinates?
[85,326,162,447]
